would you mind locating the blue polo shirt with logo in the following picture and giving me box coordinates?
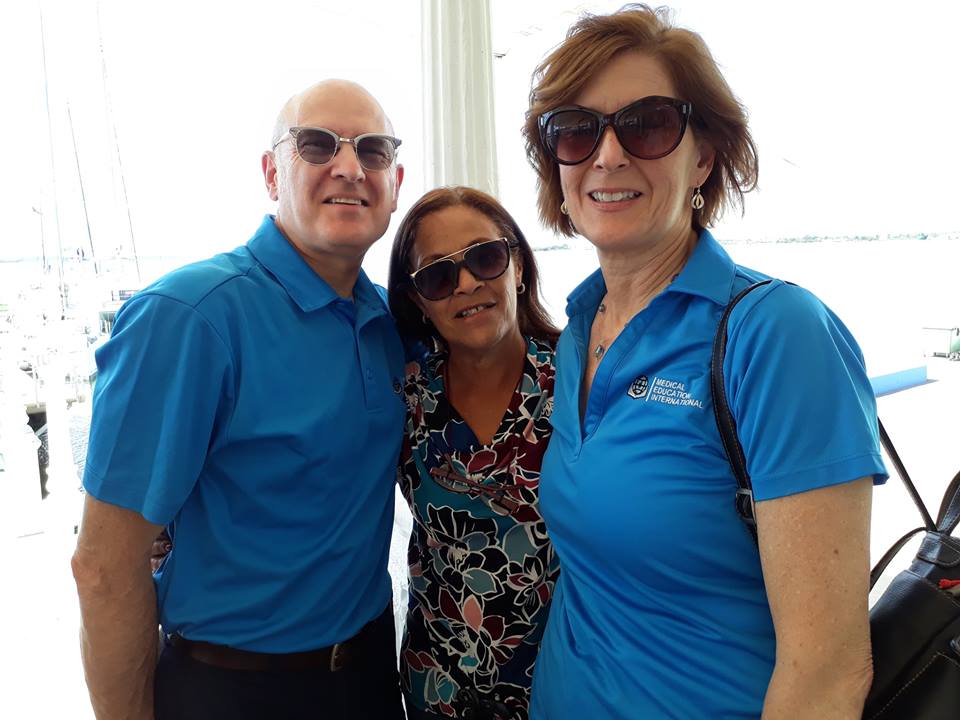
[83,215,406,652]
[530,229,887,719]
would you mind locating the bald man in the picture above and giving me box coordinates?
[72,80,407,719]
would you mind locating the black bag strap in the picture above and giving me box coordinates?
[712,280,960,596]
[876,419,937,532]
[710,280,950,543]
[710,280,773,543]
[936,469,960,534]
[867,436,960,590]
[868,525,926,590]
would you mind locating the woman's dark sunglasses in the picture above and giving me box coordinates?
[273,126,401,171]
[538,96,692,165]
[410,237,517,301]
[428,454,528,517]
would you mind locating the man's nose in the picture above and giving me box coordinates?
[329,141,365,182]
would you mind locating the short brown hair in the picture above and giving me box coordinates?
[523,3,758,235]
[388,186,560,349]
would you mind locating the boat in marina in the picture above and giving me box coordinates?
[922,326,960,361]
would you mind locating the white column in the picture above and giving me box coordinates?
[421,0,499,196]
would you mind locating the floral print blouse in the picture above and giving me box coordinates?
[398,337,558,720]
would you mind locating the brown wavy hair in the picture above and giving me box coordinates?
[522,3,758,235]
[388,186,560,349]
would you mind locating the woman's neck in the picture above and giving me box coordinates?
[445,330,527,397]
[597,227,698,326]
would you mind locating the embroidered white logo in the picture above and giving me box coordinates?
[628,375,705,409]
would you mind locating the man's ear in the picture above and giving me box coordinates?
[263,151,280,202]
[391,163,405,211]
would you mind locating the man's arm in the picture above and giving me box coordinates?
[71,493,165,719]
[757,476,874,720]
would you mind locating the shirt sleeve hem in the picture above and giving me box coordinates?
[82,464,175,526]
[752,452,888,501]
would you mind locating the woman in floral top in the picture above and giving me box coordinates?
[387,187,561,720]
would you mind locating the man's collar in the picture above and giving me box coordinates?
[246,215,387,316]
[564,228,736,319]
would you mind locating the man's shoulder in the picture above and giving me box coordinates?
[138,246,260,310]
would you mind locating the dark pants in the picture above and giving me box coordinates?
[404,702,448,719]
[155,606,404,720]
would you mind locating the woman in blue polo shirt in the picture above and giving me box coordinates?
[387,187,561,720]
[521,6,886,720]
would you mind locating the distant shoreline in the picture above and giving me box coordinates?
[2,231,957,263]
[531,231,959,253]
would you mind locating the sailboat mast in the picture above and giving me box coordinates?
[39,7,67,314]
[67,102,100,276]
[96,3,141,283]
[32,206,47,271]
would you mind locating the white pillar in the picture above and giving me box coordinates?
[421,0,499,196]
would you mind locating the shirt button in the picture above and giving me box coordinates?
[365,369,373,380]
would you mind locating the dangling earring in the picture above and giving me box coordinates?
[516,282,526,295]
[691,186,704,210]
[560,201,569,215]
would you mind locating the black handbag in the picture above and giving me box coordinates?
[711,280,960,719]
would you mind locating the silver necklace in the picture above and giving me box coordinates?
[593,300,608,359]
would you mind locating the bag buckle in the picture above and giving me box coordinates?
[329,642,347,672]
[735,487,757,527]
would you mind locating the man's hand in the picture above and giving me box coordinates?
[150,530,172,573]
[72,494,165,719]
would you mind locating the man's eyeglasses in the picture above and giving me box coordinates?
[538,96,692,166]
[410,237,517,302]
[272,126,401,171]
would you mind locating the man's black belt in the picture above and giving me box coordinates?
[166,609,384,673]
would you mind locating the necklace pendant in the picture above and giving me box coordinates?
[598,302,606,314]
[593,344,605,360]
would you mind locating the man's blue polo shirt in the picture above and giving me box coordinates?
[83,215,406,652]
[530,230,887,719]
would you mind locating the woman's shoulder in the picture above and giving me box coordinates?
[724,270,865,373]
[403,349,445,396]
[526,335,558,370]
[727,270,839,336]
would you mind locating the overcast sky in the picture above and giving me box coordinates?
[3,0,958,278]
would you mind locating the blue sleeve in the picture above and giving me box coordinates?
[82,293,234,524]
[724,282,888,501]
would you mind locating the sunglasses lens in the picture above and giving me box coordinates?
[355,136,396,171]
[617,101,685,159]
[464,240,510,280]
[412,240,511,301]
[294,129,338,164]
[544,110,601,165]
[413,261,456,301]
